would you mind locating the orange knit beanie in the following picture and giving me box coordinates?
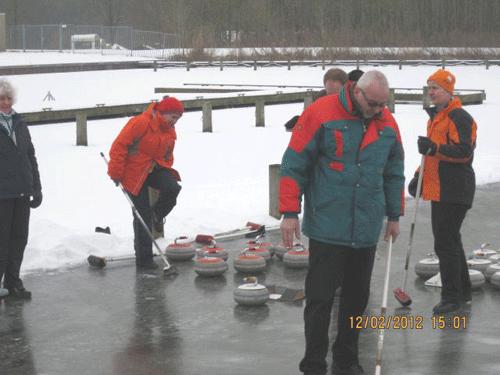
[427,69,455,94]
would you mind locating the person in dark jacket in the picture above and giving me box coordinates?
[284,68,348,131]
[280,70,404,375]
[409,69,477,315]
[0,79,42,300]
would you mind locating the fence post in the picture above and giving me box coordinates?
[162,32,166,59]
[58,24,63,52]
[398,60,402,70]
[22,25,26,52]
[255,99,265,127]
[441,59,445,69]
[220,58,223,71]
[485,60,489,70]
[304,92,314,109]
[287,60,291,70]
[387,88,395,113]
[129,27,133,56]
[0,14,5,52]
[422,86,431,108]
[322,58,325,70]
[76,112,88,146]
[40,25,44,52]
[101,25,105,55]
[269,164,281,219]
[254,60,257,70]
[202,102,213,132]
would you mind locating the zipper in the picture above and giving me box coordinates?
[350,120,368,244]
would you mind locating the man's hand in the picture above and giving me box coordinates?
[384,221,400,242]
[280,217,301,248]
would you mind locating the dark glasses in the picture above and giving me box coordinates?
[359,88,386,108]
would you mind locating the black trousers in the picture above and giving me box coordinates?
[299,238,376,374]
[0,197,30,289]
[431,201,471,302]
[129,168,181,264]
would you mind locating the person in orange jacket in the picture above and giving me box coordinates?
[108,96,184,269]
[409,69,477,314]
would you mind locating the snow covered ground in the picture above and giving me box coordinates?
[2,52,499,274]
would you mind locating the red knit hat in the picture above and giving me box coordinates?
[155,96,184,114]
[427,69,456,94]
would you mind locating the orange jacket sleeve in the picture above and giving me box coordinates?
[107,116,146,181]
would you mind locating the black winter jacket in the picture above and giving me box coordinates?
[0,113,41,199]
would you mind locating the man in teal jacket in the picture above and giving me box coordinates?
[280,70,404,375]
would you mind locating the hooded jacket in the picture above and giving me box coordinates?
[421,97,476,207]
[108,103,179,196]
[279,84,405,248]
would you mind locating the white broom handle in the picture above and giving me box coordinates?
[375,236,393,375]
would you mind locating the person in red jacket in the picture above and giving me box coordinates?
[108,97,184,269]
[409,69,477,314]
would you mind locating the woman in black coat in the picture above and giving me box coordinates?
[0,79,42,300]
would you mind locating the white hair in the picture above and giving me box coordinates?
[0,79,16,103]
[356,70,389,94]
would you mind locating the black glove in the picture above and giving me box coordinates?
[29,192,43,209]
[112,179,120,187]
[418,136,437,156]
[284,115,300,131]
[408,173,419,198]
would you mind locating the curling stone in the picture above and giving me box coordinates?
[491,271,500,289]
[244,246,271,262]
[233,253,266,273]
[201,244,229,261]
[194,256,228,277]
[275,243,304,261]
[233,277,269,306]
[165,236,196,261]
[488,253,500,264]
[469,269,486,289]
[470,244,497,260]
[485,263,500,281]
[247,235,275,257]
[467,258,492,274]
[415,254,440,279]
[283,244,309,269]
[274,244,288,261]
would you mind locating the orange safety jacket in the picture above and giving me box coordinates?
[107,103,180,196]
[421,97,477,207]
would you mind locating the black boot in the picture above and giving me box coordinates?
[0,287,8,299]
[6,280,32,300]
[136,257,159,270]
[331,362,365,375]
[432,300,461,314]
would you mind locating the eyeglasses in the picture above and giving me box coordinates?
[359,88,386,108]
